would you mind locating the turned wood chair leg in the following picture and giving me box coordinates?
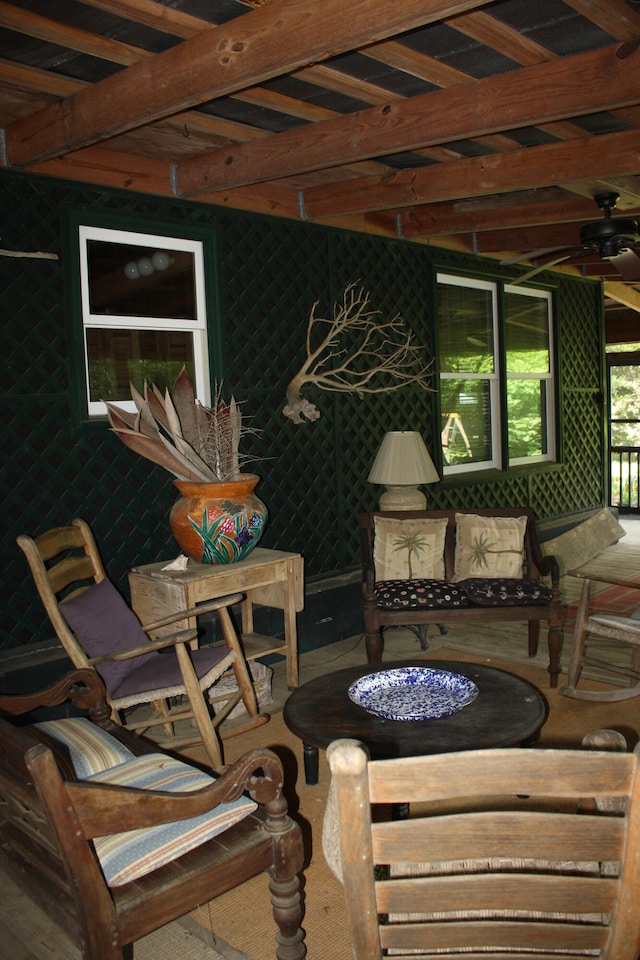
[365,629,383,663]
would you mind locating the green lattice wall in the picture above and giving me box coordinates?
[1,169,605,651]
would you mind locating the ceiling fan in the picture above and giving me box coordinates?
[502,192,640,284]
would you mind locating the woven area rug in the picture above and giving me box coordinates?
[187,646,640,960]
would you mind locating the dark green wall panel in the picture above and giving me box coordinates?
[1,169,605,650]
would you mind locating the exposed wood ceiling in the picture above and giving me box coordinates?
[2,0,640,338]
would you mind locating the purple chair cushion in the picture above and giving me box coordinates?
[111,645,233,700]
[61,579,158,693]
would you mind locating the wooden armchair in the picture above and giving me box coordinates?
[17,518,268,768]
[0,669,306,960]
[561,569,640,701]
[325,737,640,959]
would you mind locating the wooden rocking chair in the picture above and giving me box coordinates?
[17,518,268,768]
[561,569,640,701]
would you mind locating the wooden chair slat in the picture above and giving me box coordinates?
[380,919,605,952]
[377,873,619,915]
[373,810,624,863]
[367,747,633,803]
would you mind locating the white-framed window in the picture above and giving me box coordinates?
[438,274,501,474]
[437,273,555,475]
[504,284,555,467]
[78,225,210,417]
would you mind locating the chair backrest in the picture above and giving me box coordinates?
[326,738,640,960]
[17,519,107,669]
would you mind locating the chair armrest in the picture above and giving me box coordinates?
[0,669,111,726]
[50,747,285,837]
[140,593,244,634]
[86,628,202,665]
[568,570,640,591]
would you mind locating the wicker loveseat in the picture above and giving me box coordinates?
[360,507,563,686]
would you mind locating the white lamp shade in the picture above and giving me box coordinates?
[368,431,439,486]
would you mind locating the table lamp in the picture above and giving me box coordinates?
[367,431,439,510]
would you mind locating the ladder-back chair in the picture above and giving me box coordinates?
[17,519,268,768]
[325,737,640,959]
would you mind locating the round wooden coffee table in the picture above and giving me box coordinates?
[283,658,547,784]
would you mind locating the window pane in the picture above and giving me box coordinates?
[504,291,550,373]
[507,379,547,458]
[86,241,196,319]
[441,379,492,465]
[86,328,195,402]
[437,283,495,374]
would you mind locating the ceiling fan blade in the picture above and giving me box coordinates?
[609,248,640,282]
[510,253,573,285]
[499,246,573,267]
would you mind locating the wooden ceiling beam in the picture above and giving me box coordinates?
[73,0,207,39]
[0,1,145,66]
[475,223,593,254]
[604,281,640,314]
[303,128,640,221]
[75,0,577,168]
[562,0,640,39]
[4,0,496,167]
[0,58,86,99]
[29,144,171,195]
[27,142,302,217]
[397,194,604,239]
[177,40,640,199]
[445,8,553,66]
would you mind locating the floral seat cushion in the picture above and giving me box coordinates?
[375,579,471,609]
[458,578,552,606]
[375,577,551,610]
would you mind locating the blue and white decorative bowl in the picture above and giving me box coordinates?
[348,667,479,721]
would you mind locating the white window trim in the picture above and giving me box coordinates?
[437,273,501,476]
[505,284,555,467]
[438,275,555,474]
[79,225,210,417]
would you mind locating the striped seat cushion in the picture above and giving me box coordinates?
[32,718,258,887]
[86,753,257,886]
[33,718,135,779]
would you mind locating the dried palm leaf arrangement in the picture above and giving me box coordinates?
[106,367,258,483]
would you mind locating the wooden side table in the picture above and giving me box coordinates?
[129,548,304,688]
[284,659,546,784]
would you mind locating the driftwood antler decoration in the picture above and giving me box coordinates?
[283,282,433,424]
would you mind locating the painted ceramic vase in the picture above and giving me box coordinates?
[169,474,268,564]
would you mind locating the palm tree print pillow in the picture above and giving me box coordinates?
[454,514,527,580]
[373,517,448,581]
